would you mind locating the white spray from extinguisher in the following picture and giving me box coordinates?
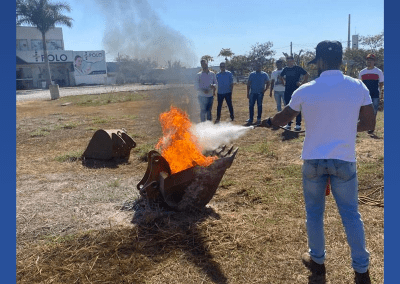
[191,121,253,151]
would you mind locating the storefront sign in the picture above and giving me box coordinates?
[17,50,74,63]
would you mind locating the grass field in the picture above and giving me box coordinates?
[16,84,383,283]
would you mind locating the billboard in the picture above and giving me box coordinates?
[16,49,108,85]
[73,51,107,85]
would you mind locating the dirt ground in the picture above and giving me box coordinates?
[16,84,384,283]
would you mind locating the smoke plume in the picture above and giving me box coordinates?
[191,121,253,151]
[94,0,197,67]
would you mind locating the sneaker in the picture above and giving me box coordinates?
[244,119,253,126]
[302,252,326,276]
[256,120,261,126]
[354,270,371,284]
[294,125,301,131]
[214,119,220,124]
[283,124,291,130]
[367,130,374,135]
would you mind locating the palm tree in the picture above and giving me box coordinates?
[16,0,73,89]
[218,48,234,63]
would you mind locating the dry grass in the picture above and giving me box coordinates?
[17,84,384,283]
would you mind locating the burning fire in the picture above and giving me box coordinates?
[156,106,217,174]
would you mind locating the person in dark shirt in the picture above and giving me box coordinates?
[279,56,309,131]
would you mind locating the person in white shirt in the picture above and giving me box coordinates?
[358,53,384,135]
[262,40,375,284]
[195,59,217,122]
[269,59,286,112]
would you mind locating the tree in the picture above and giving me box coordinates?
[16,0,73,89]
[248,42,275,71]
[360,32,384,52]
[282,49,305,66]
[218,48,234,63]
[115,54,158,83]
[299,51,318,79]
[226,55,250,76]
[167,60,184,70]
[201,55,214,64]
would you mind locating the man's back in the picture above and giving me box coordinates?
[289,70,372,161]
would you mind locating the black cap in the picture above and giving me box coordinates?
[307,40,343,65]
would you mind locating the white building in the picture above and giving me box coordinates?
[16,26,107,89]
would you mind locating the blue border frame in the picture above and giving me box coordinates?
[3,0,16,283]
[384,1,396,283]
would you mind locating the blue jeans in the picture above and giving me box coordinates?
[198,95,214,122]
[248,92,264,121]
[216,92,234,120]
[273,91,285,112]
[284,89,301,126]
[372,97,379,116]
[302,159,369,273]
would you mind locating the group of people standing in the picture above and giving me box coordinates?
[246,55,309,130]
[195,42,384,284]
[195,53,383,136]
[194,56,310,131]
[194,59,234,123]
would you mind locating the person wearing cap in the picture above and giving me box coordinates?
[245,62,270,126]
[195,59,217,122]
[358,54,384,135]
[215,62,234,123]
[278,55,309,131]
[261,40,375,284]
[270,59,286,112]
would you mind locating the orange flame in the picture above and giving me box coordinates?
[155,106,217,174]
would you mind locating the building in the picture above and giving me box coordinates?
[16,26,107,89]
[17,26,71,89]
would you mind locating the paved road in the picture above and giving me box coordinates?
[16,83,178,102]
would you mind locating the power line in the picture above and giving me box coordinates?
[273,45,291,50]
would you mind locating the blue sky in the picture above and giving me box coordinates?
[62,0,384,67]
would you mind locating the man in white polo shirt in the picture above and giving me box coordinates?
[261,40,375,284]
[195,59,217,122]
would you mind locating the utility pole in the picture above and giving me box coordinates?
[290,42,292,56]
[347,14,351,50]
